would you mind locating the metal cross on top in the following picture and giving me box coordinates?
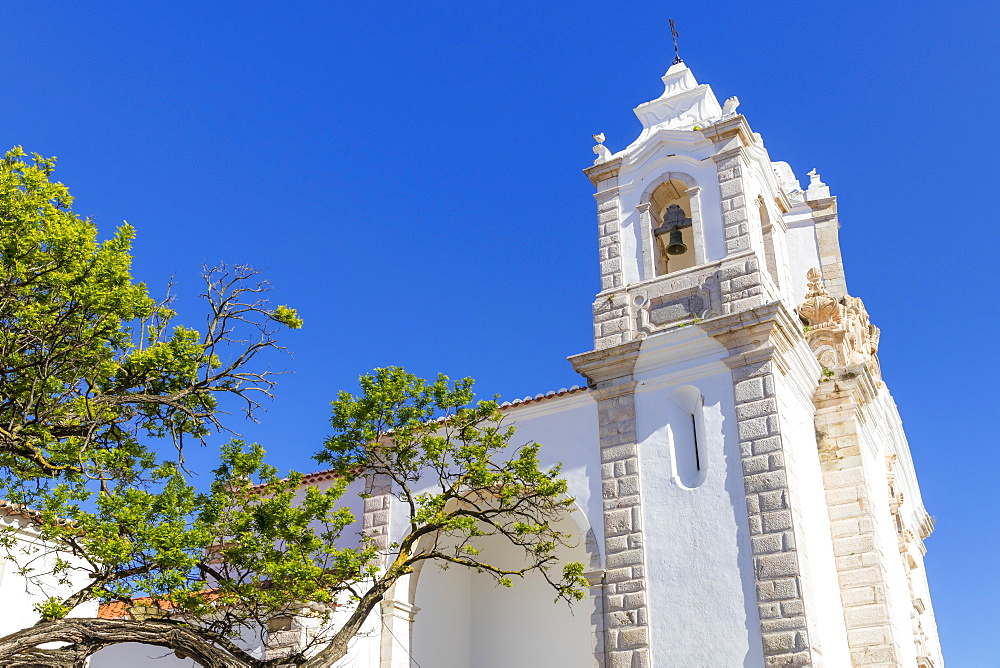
[669,18,682,65]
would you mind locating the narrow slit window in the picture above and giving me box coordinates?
[691,413,700,471]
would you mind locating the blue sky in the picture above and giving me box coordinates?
[4,2,998,663]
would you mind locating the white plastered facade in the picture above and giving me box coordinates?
[1,61,943,668]
[346,61,944,668]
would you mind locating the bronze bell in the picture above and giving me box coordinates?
[666,228,687,255]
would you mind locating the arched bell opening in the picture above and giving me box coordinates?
[649,179,696,276]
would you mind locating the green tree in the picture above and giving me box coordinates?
[0,147,300,477]
[0,150,587,667]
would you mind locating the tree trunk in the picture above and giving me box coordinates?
[0,618,258,668]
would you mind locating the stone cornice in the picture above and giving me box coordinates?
[806,196,838,223]
[698,301,802,364]
[584,157,623,187]
[698,301,823,403]
[700,115,755,150]
[569,340,642,389]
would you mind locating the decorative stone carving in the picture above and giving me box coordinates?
[631,264,720,338]
[797,268,881,379]
[592,132,612,165]
[632,62,723,133]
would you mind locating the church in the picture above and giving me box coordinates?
[324,57,945,667]
[0,55,944,667]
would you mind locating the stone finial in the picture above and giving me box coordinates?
[722,96,740,116]
[805,168,831,200]
[592,132,612,165]
[797,268,881,374]
[798,268,840,329]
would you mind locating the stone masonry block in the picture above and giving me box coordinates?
[726,235,752,254]
[752,533,783,555]
[757,552,799,578]
[829,501,864,521]
[756,581,776,601]
[759,490,787,511]
[715,155,740,171]
[605,567,632,583]
[768,452,785,470]
[824,467,865,487]
[759,602,781,619]
[763,631,797,652]
[605,535,629,553]
[606,549,644,569]
[605,509,632,536]
[734,377,765,402]
[742,454,770,475]
[745,471,787,494]
[780,600,805,617]
[618,475,640,496]
[739,418,770,442]
[847,626,890,647]
[825,486,862,506]
[771,578,799,600]
[736,398,778,420]
[723,208,748,225]
[844,603,889,629]
[609,650,632,668]
[623,592,645,609]
[602,443,638,463]
[830,518,860,538]
[760,616,807,633]
[764,650,812,667]
[851,645,897,664]
[731,273,760,291]
[619,627,648,648]
[833,535,876,556]
[609,405,635,422]
[720,180,744,199]
[601,257,622,274]
[841,586,877,607]
[839,566,882,588]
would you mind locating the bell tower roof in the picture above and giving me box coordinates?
[632,62,725,133]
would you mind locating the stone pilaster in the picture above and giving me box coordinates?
[805,197,848,300]
[379,593,419,668]
[702,303,822,667]
[363,474,393,560]
[571,341,651,668]
[814,366,905,666]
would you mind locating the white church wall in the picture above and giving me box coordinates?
[783,207,822,305]
[772,367,851,665]
[410,559,472,667]
[501,391,603,560]
[410,513,593,668]
[631,328,764,666]
[0,513,99,638]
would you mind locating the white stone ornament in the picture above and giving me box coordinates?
[722,96,740,116]
[805,168,831,200]
[592,132,612,164]
[632,62,723,133]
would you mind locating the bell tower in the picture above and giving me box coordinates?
[570,58,943,667]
